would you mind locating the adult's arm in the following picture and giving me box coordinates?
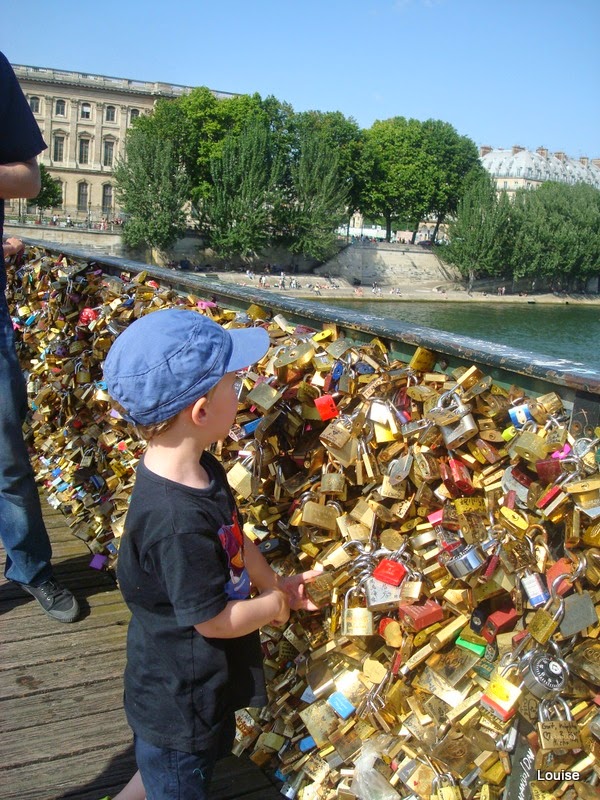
[0,158,40,199]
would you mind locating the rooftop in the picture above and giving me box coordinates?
[480,145,600,190]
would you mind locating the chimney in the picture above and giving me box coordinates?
[512,145,525,155]
[480,145,492,157]
[554,151,566,162]
[536,146,548,159]
[580,156,589,166]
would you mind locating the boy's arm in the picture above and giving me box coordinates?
[243,536,321,611]
[194,588,289,639]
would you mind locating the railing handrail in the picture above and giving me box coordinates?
[19,237,600,399]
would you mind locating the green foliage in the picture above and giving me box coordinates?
[114,128,189,252]
[291,111,365,218]
[359,117,482,241]
[444,178,600,289]
[443,172,513,282]
[32,164,62,211]
[285,127,350,262]
[203,117,284,257]
[510,182,600,285]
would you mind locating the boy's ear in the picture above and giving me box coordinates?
[190,396,209,426]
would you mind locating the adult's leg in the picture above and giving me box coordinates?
[0,294,79,621]
[0,293,52,585]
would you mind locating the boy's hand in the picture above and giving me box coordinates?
[264,587,291,627]
[279,570,323,611]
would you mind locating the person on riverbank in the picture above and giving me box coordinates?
[103,308,319,800]
[0,51,79,623]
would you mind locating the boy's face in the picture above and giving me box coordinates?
[204,372,240,442]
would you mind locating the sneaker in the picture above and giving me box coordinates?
[16,577,80,623]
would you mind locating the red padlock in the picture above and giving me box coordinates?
[314,394,339,421]
[545,557,573,597]
[372,559,408,586]
[78,307,98,326]
[481,604,518,643]
[398,599,445,631]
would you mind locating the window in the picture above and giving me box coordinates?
[129,108,140,123]
[54,180,64,206]
[102,184,113,214]
[80,102,91,120]
[30,96,40,113]
[105,105,116,122]
[77,182,89,211]
[78,138,90,164]
[103,140,114,167]
[55,99,66,116]
[53,135,65,162]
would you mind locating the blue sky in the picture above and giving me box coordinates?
[4,0,599,158]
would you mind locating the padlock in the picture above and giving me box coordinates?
[362,575,403,611]
[480,660,524,721]
[372,557,408,586]
[319,461,346,495]
[520,648,570,699]
[398,598,445,631]
[527,592,565,644]
[226,454,255,499]
[433,773,462,800]
[341,584,374,636]
[441,544,485,580]
[481,604,518,643]
[507,421,549,464]
[537,696,583,752]
[399,568,425,604]
[519,568,550,608]
[435,394,478,450]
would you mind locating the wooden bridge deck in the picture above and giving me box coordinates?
[0,498,282,800]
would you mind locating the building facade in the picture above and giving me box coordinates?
[480,145,600,195]
[9,64,235,224]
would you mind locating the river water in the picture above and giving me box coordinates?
[319,300,599,370]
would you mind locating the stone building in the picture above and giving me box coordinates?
[480,145,600,195]
[8,63,235,224]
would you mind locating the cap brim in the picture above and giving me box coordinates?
[226,326,270,372]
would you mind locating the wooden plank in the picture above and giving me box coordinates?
[1,622,127,669]
[0,495,280,799]
[0,748,281,800]
[0,707,131,768]
[1,601,129,643]
[0,744,137,800]
[0,649,126,701]
[1,677,126,730]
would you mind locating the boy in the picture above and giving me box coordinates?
[104,308,318,800]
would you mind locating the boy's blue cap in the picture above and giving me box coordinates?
[103,308,270,425]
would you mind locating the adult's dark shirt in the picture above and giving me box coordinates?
[0,51,46,284]
[117,451,266,753]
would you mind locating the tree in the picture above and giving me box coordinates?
[292,111,365,230]
[360,117,430,241]
[285,127,349,262]
[204,117,284,257]
[114,128,189,252]
[32,164,62,221]
[442,172,513,288]
[420,119,484,242]
[510,182,600,289]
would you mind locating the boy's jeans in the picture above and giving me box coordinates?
[0,293,52,585]
[134,715,236,800]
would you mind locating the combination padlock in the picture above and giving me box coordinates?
[520,648,570,699]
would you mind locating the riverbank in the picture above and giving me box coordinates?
[200,271,600,305]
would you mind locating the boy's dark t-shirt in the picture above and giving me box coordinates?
[117,451,267,753]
